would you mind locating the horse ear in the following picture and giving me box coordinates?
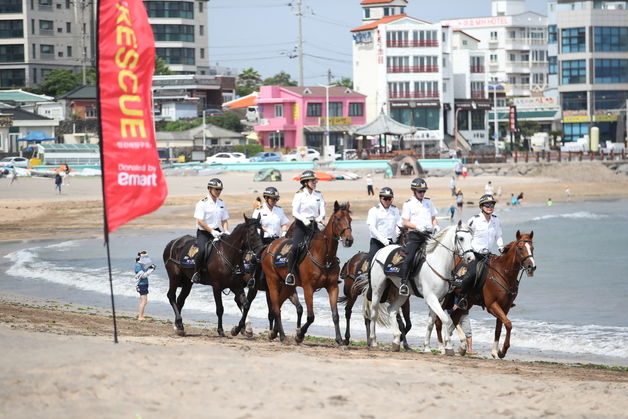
[457,220,462,228]
[529,231,534,239]
[516,230,521,240]
[243,213,249,221]
[334,200,339,212]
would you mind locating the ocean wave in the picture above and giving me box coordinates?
[530,211,607,222]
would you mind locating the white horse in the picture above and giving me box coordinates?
[361,221,475,354]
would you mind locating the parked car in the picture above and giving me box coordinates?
[205,152,247,164]
[204,108,224,117]
[282,148,321,162]
[0,156,29,167]
[249,151,282,162]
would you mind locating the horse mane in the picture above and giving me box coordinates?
[425,225,454,253]
[334,202,351,213]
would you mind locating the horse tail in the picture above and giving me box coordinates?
[356,275,390,328]
[337,295,348,305]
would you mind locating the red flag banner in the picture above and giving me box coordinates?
[97,0,167,232]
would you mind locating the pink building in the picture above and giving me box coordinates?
[254,86,367,151]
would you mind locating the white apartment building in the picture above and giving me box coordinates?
[442,0,549,100]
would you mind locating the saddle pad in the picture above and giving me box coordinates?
[383,247,407,275]
[356,254,370,276]
[180,243,198,266]
[272,240,294,266]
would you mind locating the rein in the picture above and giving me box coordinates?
[485,239,534,296]
[211,222,264,275]
[426,226,474,281]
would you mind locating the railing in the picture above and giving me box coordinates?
[386,40,439,48]
[470,65,485,73]
[387,65,439,73]
[388,90,439,99]
[470,91,485,99]
[459,150,628,164]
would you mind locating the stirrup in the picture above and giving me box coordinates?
[191,271,201,284]
[399,282,410,297]
[247,277,255,288]
[457,297,468,310]
[285,273,295,286]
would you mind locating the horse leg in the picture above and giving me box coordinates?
[288,291,303,329]
[295,284,315,344]
[167,282,186,336]
[424,311,437,353]
[344,295,355,346]
[212,286,226,337]
[366,270,387,349]
[265,291,274,332]
[327,282,343,346]
[231,289,251,337]
[400,299,412,351]
[243,287,258,337]
[488,303,512,358]
[424,293,455,355]
[388,296,407,352]
[274,286,293,343]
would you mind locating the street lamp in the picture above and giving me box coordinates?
[489,82,504,157]
[202,109,207,151]
[319,83,332,162]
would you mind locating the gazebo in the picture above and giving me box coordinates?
[351,111,422,154]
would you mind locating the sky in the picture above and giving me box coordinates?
[208,0,549,87]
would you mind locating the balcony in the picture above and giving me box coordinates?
[471,90,485,99]
[389,90,440,99]
[386,40,439,48]
[470,66,485,73]
[387,65,439,73]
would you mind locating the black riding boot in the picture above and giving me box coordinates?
[192,230,212,284]
[451,260,477,309]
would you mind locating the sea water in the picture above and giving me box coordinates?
[1,198,627,366]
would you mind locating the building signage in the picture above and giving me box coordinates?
[563,115,590,123]
[320,117,352,126]
[594,114,618,122]
[514,97,556,107]
[353,31,372,44]
[293,103,300,120]
[0,115,12,127]
[390,100,441,108]
[443,16,511,28]
[455,99,491,110]
[509,106,517,132]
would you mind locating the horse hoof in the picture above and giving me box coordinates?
[294,334,304,344]
[458,347,467,356]
[392,343,400,352]
[445,348,455,356]
[245,329,253,338]
[230,326,240,337]
[279,334,286,343]
[498,351,506,359]
[175,328,185,337]
[217,329,226,338]
[403,344,411,351]
[343,339,350,346]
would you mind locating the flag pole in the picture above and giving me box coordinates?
[95,0,119,344]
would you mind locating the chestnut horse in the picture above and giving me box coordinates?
[261,201,353,344]
[338,227,410,347]
[430,231,536,358]
[163,215,265,337]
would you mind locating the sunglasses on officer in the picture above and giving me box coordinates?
[381,197,392,201]
[268,197,279,202]
[482,203,495,208]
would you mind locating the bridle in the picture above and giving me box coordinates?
[331,211,352,241]
[212,220,265,272]
[425,225,474,281]
[514,239,535,270]
[487,238,535,297]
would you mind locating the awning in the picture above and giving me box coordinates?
[303,124,357,133]
[17,130,56,142]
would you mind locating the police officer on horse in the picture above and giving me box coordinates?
[366,186,401,260]
[399,178,440,296]
[252,186,290,246]
[451,193,504,309]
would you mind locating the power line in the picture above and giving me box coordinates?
[303,53,352,64]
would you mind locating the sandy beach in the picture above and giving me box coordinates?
[1,161,628,417]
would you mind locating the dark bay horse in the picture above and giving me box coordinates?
[260,201,353,344]
[163,215,265,337]
[431,231,536,358]
[338,227,411,347]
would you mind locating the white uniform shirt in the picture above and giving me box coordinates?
[194,196,229,230]
[252,203,290,238]
[468,213,504,253]
[292,189,325,224]
[401,196,438,232]
[367,203,401,245]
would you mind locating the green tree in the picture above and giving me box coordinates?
[262,71,297,86]
[155,56,174,75]
[334,77,353,89]
[37,69,80,97]
[236,67,262,97]
[206,111,243,132]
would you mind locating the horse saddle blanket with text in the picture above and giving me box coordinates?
[382,247,424,278]
[271,240,306,267]
[179,242,198,266]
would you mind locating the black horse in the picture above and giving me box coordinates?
[163,215,265,337]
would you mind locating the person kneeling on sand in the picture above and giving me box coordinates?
[134,251,155,320]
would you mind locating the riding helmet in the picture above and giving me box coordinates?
[300,170,317,184]
[207,178,223,190]
[410,177,428,191]
[263,186,280,200]
[478,194,496,207]
[379,187,394,198]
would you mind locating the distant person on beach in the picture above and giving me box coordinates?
[134,251,155,321]
[449,203,456,221]
[462,166,468,178]
[547,198,553,206]
[63,163,70,185]
[454,161,463,178]
[10,165,17,184]
[564,185,572,202]
[510,193,519,206]
[366,174,374,196]
[485,181,494,195]
[191,178,229,284]
[517,192,524,205]
[449,176,457,196]
[54,172,62,194]
[451,294,476,355]
[456,190,464,216]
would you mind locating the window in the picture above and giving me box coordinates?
[0,44,24,62]
[364,8,370,19]
[383,7,391,16]
[307,102,322,117]
[38,0,52,8]
[152,25,194,42]
[561,91,587,110]
[471,110,485,130]
[32,43,35,58]
[67,46,72,57]
[145,1,194,18]
[0,0,22,13]
[594,59,628,83]
[563,123,588,142]
[31,19,34,34]
[562,60,586,84]
[490,54,497,62]
[549,56,557,74]
[0,20,23,38]
[329,102,343,117]
[39,20,53,35]
[198,1,203,12]
[521,76,529,85]
[269,131,284,148]
[561,28,586,53]
[65,0,69,8]
[594,27,628,51]
[509,53,516,62]
[199,48,204,59]
[0,69,25,87]
[274,104,283,117]
[66,22,71,33]
[199,25,204,36]
[533,73,545,84]
[548,25,557,44]
[457,110,469,130]
[595,90,628,110]
[349,102,364,116]
[155,47,195,65]
[390,108,439,130]
[490,31,498,40]
[40,44,54,58]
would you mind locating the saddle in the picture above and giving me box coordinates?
[271,240,307,267]
[382,246,425,279]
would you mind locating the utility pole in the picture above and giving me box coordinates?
[327,69,333,85]
[295,0,304,86]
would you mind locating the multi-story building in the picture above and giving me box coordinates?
[547,0,628,144]
[145,0,209,75]
[0,0,94,88]
[442,0,548,101]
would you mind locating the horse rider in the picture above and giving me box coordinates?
[366,186,401,261]
[191,178,230,284]
[451,193,504,309]
[399,178,440,296]
[252,186,290,246]
[285,170,326,286]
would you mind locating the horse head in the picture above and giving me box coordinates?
[242,213,265,254]
[329,201,353,247]
[515,230,536,276]
[454,220,475,264]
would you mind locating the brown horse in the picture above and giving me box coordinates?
[432,231,536,358]
[261,201,353,344]
[338,227,411,347]
[163,215,265,337]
